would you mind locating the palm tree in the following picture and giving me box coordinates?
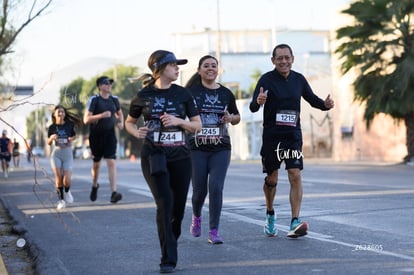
[335,0,414,163]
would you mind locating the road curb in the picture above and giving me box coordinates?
[0,254,9,275]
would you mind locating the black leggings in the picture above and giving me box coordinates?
[141,156,192,267]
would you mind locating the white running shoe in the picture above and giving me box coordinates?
[65,190,74,204]
[57,200,66,210]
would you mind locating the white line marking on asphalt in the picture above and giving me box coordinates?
[123,182,414,262]
[221,211,414,262]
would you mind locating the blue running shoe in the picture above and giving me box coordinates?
[287,218,308,238]
[264,213,278,237]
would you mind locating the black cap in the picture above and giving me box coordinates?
[96,76,114,87]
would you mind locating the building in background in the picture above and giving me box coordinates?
[173,27,406,162]
[330,40,406,163]
[0,86,34,155]
[173,28,334,160]
[4,19,405,163]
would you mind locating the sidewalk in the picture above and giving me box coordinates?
[0,199,35,274]
[0,167,35,275]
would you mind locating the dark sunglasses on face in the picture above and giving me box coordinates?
[100,80,112,85]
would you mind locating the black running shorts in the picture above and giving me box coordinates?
[89,131,117,162]
[261,132,303,173]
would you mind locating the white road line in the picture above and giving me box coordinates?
[221,210,414,262]
[127,184,414,262]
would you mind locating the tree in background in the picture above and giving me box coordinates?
[78,65,140,110]
[80,65,143,157]
[247,69,262,97]
[335,0,414,163]
[1,0,54,158]
[0,0,53,83]
[26,65,144,158]
[26,105,49,148]
[57,77,88,141]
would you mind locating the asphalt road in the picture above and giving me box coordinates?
[0,157,413,274]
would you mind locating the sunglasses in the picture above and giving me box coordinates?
[100,80,113,85]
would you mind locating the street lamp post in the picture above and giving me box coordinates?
[216,0,222,82]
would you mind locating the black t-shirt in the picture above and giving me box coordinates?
[188,84,239,152]
[128,84,199,161]
[0,137,10,154]
[86,94,120,135]
[249,69,328,140]
[48,121,76,147]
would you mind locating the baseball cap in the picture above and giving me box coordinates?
[96,76,114,87]
[2,129,7,135]
[152,52,188,70]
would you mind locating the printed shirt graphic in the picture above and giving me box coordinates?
[48,122,75,148]
[188,84,239,152]
[150,95,185,147]
[128,84,199,161]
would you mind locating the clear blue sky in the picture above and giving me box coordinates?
[8,0,350,84]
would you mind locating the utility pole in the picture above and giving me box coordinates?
[216,0,222,82]
[35,108,39,147]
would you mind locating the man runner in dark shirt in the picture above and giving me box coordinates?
[0,129,12,178]
[250,44,334,238]
[84,76,124,203]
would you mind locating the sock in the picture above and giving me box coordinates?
[267,210,275,216]
[57,187,64,200]
[64,187,70,193]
